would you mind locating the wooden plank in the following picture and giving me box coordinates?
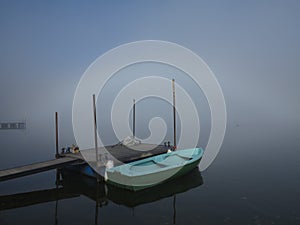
[0,144,170,181]
[0,157,81,181]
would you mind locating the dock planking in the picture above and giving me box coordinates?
[0,143,170,181]
[0,157,81,181]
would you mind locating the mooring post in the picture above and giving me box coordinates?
[92,94,99,164]
[133,99,136,138]
[172,79,177,150]
[55,112,59,158]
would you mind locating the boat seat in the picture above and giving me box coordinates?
[155,161,169,167]
[176,154,193,160]
[129,161,166,173]
[158,154,188,166]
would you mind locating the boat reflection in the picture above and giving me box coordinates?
[106,167,203,207]
[60,167,203,207]
[1,167,203,210]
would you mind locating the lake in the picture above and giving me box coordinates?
[1,123,300,225]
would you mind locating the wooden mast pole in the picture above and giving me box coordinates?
[133,99,136,138]
[92,94,99,163]
[172,79,177,150]
[55,112,59,158]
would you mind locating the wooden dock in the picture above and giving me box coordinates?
[0,157,81,181]
[0,143,169,182]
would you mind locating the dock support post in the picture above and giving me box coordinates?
[172,79,177,150]
[133,99,136,138]
[55,112,59,158]
[92,94,99,164]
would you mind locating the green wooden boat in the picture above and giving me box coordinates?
[106,148,203,191]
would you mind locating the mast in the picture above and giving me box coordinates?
[55,112,59,158]
[172,79,176,150]
[92,94,99,163]
[133,99,136,138]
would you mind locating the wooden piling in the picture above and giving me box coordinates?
[172,79,177,149]
[133,99,136,138]
[55,112,59,158]
[92,94,99,163]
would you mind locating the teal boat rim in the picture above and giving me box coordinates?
[106,148,203,177]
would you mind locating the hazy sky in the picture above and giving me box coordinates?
[0,1,299,164]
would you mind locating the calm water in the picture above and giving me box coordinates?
[1,123,300,225]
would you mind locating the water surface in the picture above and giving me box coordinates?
[1,123,300,225]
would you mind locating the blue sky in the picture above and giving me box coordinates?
[0,1,299,163]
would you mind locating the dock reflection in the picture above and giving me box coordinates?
[1,167,203,210]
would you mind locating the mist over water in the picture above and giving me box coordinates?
[1,119,299,224]
[1,1,300,224]
[1,61,299,224]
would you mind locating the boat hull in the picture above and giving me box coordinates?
[106,148,203,191]
[107,158,201,191]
